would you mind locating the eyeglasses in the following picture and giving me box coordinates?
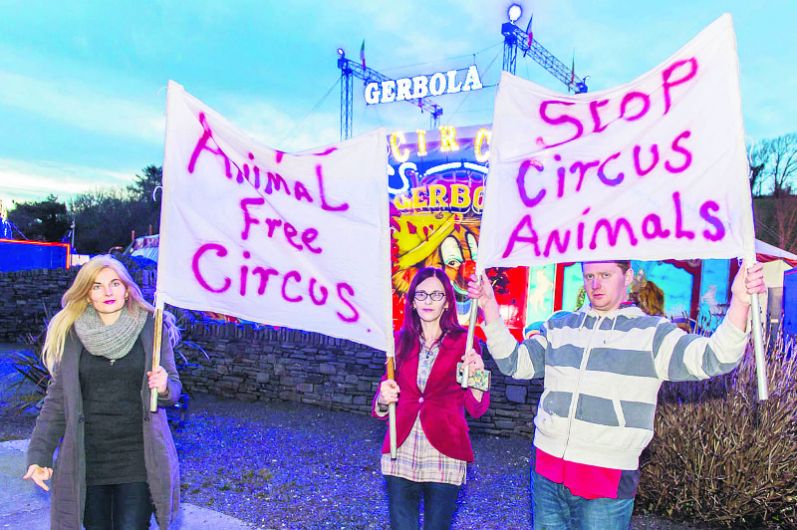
[414,290,445,302]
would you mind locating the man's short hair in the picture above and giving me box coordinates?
[613,260,632,273]
[581,260,632,273]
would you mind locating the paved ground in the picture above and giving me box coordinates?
[0,439,252,529]
[0,343,701,529]
[0,343,252,529]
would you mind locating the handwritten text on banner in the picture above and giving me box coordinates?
[158,82,391,351]
[478,15,755,269]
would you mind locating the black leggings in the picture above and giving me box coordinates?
[83,482,153,530]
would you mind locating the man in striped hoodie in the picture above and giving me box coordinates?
[468,260,766,529]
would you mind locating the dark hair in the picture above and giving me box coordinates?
[396,267,463,361]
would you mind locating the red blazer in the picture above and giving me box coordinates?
[373,329,490,462]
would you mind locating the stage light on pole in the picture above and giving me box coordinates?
[337,47,345,57]
[507,4,522,23]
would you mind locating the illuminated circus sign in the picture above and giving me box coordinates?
[364,65,483,105]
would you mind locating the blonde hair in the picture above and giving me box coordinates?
[42,255,179,374]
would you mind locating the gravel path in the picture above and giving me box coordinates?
[172,393,700,529]
[0,338,700,529]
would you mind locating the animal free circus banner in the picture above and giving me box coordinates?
[387,125,528,337]
[158,82,392,352]
[478,15,755,269]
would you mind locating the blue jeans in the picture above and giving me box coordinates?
[84,482,153,529]
[532,471,634,530]
[385,475,460,530]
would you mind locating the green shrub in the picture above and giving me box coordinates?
[638,325,797,528]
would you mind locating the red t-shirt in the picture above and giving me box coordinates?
[534,447,640,499]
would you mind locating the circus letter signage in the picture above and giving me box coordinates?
[365,65,483,104]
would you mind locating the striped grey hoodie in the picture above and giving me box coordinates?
[484,305,749,470]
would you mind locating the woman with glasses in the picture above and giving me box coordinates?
[373,267,490,529]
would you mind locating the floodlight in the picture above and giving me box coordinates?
[507,4,522,23]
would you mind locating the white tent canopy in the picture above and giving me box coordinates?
[755,238,797,261]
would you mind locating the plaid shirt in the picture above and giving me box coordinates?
[381,341,467,485]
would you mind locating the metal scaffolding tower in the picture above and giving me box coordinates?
[501,22,588,94]
[337,53,443,140]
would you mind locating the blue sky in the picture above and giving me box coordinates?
[1,0,795,207]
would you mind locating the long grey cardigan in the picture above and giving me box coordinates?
[27,315,182,530]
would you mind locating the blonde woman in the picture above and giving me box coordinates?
[23,255,181,529]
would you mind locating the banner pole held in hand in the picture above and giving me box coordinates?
[462,261,481,389]
[751,292,768,400]
[149,301,164,412]
[386,356,398,459]
[747,259,768,401]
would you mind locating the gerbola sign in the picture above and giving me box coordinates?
[364,65,483,104]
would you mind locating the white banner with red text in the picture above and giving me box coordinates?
[158,81,392,352]
[478,14,755,269]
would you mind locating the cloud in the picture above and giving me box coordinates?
[0,158,135,205]
[219,97,341,152]
[0,70,164,144]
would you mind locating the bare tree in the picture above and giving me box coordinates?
[772,195,797,253]
[751,133,797,197]
[748,142,766,197]
[751,133,797,253]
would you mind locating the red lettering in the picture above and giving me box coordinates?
[620,91,651,121]
[589,99,611,133]
[294,181,313,204]
[309,278,329,305]
[589,217,639,249]
[336,283,359,322]
[516,159,546,207]
[700,201,725,241]
[283,222,304,251]
[577,208,590,249]
[192,243,231,293]
[188,113,239,179]
[641,213,671,239]
[569,160,600,192]
[633,144,660,177]
[282,271,304,302]
[544,229,571,257]
[672,191,696,240]
[252,266,279,295]
[265,171,290,195]
[665,130,692,174]
[240,197,264,240]
[302,228,322,254]
[538,100,584,149]
[503,215,540,258]
[265,217,282,237]
[317,164,349,212]
[661,58,698,115]
[239,260,249,296]
[597,152,624,186]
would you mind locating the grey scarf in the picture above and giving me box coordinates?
[74,305,148,361]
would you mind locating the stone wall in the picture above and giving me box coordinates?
[0,267,155,341]
[0,268,79,341]
[178,322,542,437]
[0,267,541,437]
